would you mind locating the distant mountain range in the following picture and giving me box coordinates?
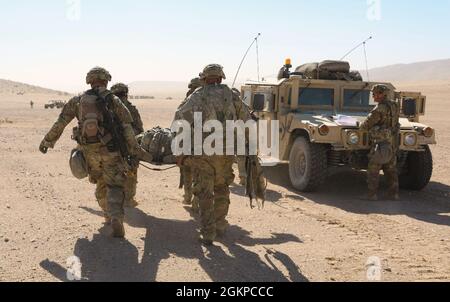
[2,59,449,96]
[363,58,450,83]
[0,79,69,95]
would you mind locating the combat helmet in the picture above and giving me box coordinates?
[199,64,226,80]
[69,149,88,180]
[111,83,129,96]
[188,77,203,89]
[86,67,112,85]
[372,84,390,95]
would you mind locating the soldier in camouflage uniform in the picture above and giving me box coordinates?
[360,84,401,201]
[111,83,145,209]
[174,64,253,245]
[111,83,144,135]
[39,67,152,238]
[179,78,204,210]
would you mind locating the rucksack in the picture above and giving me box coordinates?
[78,92,104,143]
[138,127,175,164]
[294,60,361,81]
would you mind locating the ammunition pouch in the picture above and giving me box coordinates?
[369,127,393,144]
[71,127,81,143]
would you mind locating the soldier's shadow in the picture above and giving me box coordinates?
[40,207,307,282]
[184,208,308,282]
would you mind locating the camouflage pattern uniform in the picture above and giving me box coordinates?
[179,78,204,210]
[39,67,151,237]
[360,84,400,200]
[174,65,251,244]
[111,83,145,209]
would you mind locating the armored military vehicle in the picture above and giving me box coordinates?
[242,59,436,192]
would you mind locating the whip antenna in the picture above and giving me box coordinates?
[363,41,370,82]
[256,36,261,82]
[340,36,373,61]
[232,33,261,88]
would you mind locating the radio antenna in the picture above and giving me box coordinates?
[340,36,373,61]
[232,33,261,88]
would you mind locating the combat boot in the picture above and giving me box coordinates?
[182,195,192,206]
[367,193,378,201]
[386,192,400,201]
[125,198,139,209]
[191,197,200,214]
[216,228,226,238]
[199,236,214,246]
[104,214,112,225]
[111,218,125,238]
[359,192,378,201]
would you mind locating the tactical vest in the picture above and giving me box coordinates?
[370,100,400,144]
[201,84,236,126]
[78,91,112,145]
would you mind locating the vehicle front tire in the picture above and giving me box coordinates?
[399,146,433,191]
[289,136,328,192]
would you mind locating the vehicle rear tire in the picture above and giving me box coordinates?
[399,146,433,191]
[289,136,328,192]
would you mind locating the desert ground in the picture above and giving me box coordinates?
[0,81,449,282]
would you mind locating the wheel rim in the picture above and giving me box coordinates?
[293,150,307,179]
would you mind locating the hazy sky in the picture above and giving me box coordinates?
[1,0,449,92]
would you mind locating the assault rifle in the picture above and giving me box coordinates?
[95,89,137,172]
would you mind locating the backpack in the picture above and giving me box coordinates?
[294,60,361,81]
[78,91,106,144]
[139,127,175,163]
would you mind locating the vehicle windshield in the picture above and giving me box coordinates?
[298,88,334,106]
[343,89,374,108]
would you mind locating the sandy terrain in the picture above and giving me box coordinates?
[0,82,449,282]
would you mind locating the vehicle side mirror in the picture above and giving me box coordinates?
[253,94,265,112]
[402,98,417,116]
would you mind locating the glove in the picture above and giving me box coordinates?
[138,148,153,163]
[39,139,52,154]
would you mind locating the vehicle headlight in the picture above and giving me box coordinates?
[347,132,360,145]
[318,124,330,136]
[404,133,417,146]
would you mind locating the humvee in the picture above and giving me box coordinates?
[241,59,436,192]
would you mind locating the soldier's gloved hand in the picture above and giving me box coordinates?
[39,139,52,154]
[138,149,153,163]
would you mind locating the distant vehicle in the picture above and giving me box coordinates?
[166,97,173,100]
[242,59,436,192]
[44,100,66,109]
[130,95,155,100]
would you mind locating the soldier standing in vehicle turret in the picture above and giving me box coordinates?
[39,67,152,238]
[360,84,400,201]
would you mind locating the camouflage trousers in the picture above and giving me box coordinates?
[180,163,199,210]
[184,156,235,241]
[124,165,139,208]
[236,156,247,183]
[367,149,399,196]
[81,144,127,220]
